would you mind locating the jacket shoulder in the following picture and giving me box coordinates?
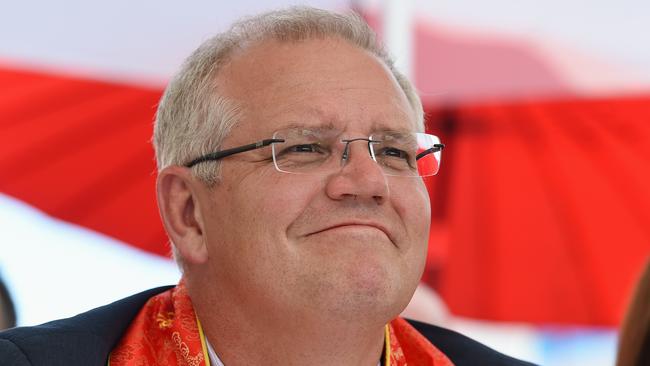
[0,286,173,366]
[0,338,30,365]
[406,319,538,366]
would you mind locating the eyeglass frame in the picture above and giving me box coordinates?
[184,134,445,176]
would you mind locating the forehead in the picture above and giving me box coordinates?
[215,37,417,140]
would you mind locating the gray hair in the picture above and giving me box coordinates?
[153,6,424,185]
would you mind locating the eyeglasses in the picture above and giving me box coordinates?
[185,127,444,177]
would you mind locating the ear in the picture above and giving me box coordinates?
[157,165,209,265]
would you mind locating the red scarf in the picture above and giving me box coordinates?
[110,282,454,365]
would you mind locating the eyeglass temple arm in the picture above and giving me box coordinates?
[416,143,445,161]
[185,138,285,167]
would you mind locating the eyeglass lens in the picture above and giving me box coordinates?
[271,128,441,177]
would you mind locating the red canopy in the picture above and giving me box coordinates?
[423,98,650,325]
[0,66,167,254]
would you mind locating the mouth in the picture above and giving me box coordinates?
[307,222,395,244]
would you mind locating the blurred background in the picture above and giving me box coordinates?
[1,1,649,365]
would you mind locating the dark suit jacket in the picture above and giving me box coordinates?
[0,286,537,365]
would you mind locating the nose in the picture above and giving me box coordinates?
[324,139,389,204]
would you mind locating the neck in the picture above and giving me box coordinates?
[187,280,387,366]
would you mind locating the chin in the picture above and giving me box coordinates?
[294,244,421,321]
[327,262,413,322]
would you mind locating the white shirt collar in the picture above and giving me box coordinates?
[206,338,225,366]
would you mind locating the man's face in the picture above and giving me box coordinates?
[197,37,431,321]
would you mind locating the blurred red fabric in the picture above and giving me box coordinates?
[0,66,167,254]
[423,98,650,325]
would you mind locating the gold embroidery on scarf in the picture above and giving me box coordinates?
[172,331,204,366]
[157,311,175,329]
[389,325,406,364]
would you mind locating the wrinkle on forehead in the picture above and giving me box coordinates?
[214,37,417,139]
[269,102,414,132]
[216,37,407,101]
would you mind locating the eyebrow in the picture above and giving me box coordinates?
[276,106,415,134]
[280,121,338,132]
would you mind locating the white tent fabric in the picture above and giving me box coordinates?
[0,193,180,326]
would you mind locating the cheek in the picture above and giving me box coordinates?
[236,173,321,240]
[392,182,431,287]
[417,183,432,234]
[394,181,431,240]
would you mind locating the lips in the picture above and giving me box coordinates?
[306,221,395,244]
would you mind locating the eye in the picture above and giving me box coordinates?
[378,147,410,160]
[288,144,323,153]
